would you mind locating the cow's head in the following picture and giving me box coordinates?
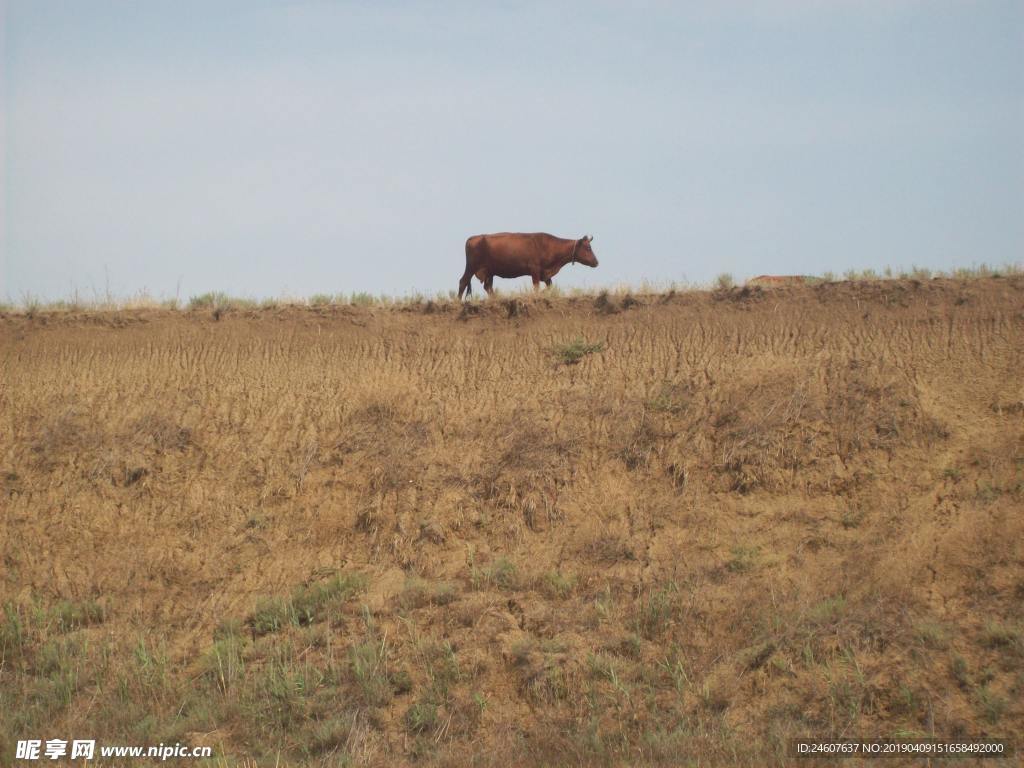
[575,235,598,267]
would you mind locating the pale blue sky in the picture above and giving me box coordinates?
[2,0,1022,301]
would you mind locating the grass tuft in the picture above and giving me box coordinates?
[552,337,604,365]
[249,573,367,635]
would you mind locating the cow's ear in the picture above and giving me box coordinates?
[585,234,593,242]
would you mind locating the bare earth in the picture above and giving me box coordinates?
[2,278,1022,766]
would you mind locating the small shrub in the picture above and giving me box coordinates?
[914,621,950,650]
[699,672,736,713]
[892,683,919,716]
[249,597,289,636]
[308,715,358,755]
[593,587,615,625]
[419,640,460,704]
[0,603,26,658]
[249,573,367,634]
[504,298,527,318]
[646,382,690,414]
[980,622,1021,652]
[510,638,537,668]
[290,573,367,626]
[726,546,760,574]
[202,634,246,694]
[54,600,105,632]
[633,585,678,640]
[35,636,85,709]
[975,483,1002,504]
[588,652,627,683]
[616,633,643,660]
[950,654,970,688]
[213,618,245,641]
[391,668,414,695]
[471,557,518,591]
[594,291,620,314]
[405,701,439,734]
[715,273,735,290]
[188,292,229,310]
[21,293,42,315]
[350,639,392,706]
[131,635,171,696]
[349,292,376,306]
[621,293,641,309]
[977,686,1007,724]
[810,596,846,625]
[840,508,865,529]
[540,571,576,599]
[738,641,776,671]
[553,338,604,365]
[398,577,457,610]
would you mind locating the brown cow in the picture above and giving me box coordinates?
[458,233,599,299]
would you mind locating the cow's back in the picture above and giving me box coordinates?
[465,233,561,275]
[473,232,561,258]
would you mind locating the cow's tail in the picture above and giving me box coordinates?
[458,239,476,299]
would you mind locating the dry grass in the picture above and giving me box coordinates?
[1,276,1022,766]
[3,262,1021,316]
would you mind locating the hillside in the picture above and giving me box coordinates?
[2,277,1022,766]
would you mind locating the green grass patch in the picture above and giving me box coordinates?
[540,570,577,599]
[633,585,679,640]
[646,382,690,414]
[979,621,1021,652]
[249,573,367,635]
[405,701,438,734]
[349,637,393,706]
[54,600,105,632]
[977,686,1008,724]
[349,292,376,306]
[809,596,847,625]
[470,557,518,591]
[187,291,230,310]
[726,546,760,573]
[397,577,458,610]
[552,338,604,366]
[913,620,950,650]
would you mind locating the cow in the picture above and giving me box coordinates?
[458,233,599,299]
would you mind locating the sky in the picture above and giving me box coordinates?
[2,0,1022,301]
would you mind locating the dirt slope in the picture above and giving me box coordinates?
[1,278,1022,767]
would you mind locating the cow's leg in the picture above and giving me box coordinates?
[544,278,553,289]
[483,274,494,296]
[531,274,541,291]
[458,268,473,300]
